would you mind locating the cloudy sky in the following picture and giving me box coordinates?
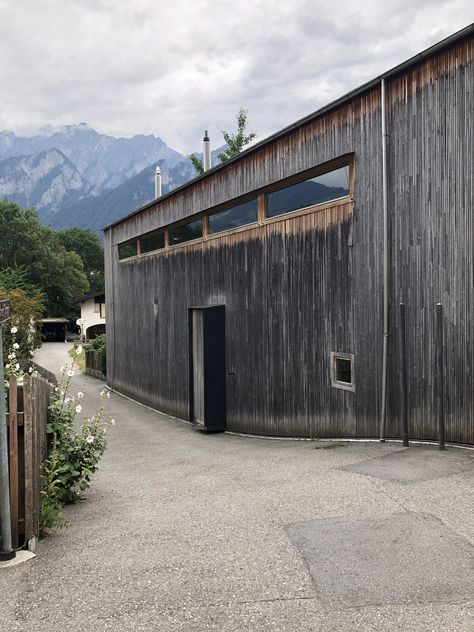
[0,0,472,153]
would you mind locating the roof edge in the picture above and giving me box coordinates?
[103,22,474,232]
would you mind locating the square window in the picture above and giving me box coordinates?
[331,353,354,391]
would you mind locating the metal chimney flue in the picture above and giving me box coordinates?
[155,165,162,198]
[203,130,211,172]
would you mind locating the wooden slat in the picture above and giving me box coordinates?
[23,376,33,541]
[32,376,40,538]
[104,36,474,444]
[8,376,19,549]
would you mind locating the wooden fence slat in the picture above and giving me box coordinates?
[33,376,41,538]
[23,377,33,541]
[8,375,19,550]
[5,369,54,547]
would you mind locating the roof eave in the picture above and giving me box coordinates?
[103,22,474,232]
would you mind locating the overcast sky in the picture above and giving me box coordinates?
[0,1,472,153]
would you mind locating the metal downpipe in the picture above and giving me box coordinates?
[380,78,389,441]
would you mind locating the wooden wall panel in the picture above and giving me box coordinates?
[104,35,474,443]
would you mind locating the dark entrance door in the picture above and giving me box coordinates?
[189,305,226,432]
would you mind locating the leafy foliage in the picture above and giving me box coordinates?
[189,108,256,174]
[188,153,205,176]
[43,352,114,506]
[0,266,40,296]
[0,287,44,368]
[57,227,105,292]
[0,198,90,319]
[218,108,257,163]
[84,333,107,376]
[39,447,68,535]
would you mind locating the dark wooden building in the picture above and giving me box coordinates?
[104,25,474,444]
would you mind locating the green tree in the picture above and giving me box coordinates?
[217,108,257,162]
[57,228,104,292]
[189,108,256,174]
[0,287,45,366]
[0,199,89,320]
[188,153,205,176]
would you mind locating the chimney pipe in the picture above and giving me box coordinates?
[155,165,162,198]
[203,130,211,171]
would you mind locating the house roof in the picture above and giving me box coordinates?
[103,22,474,233]
[75,290,106,304]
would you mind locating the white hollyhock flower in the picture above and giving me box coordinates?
[12,343,19,350]
[15,363,20,371]
[10,326,18,334]
[110,419,116,426]
[86,435,94,444]
[68,370,75,377]
[77,391,84,399]
[76,346,83,355]
[75,404,82,414]
[60,366,65,373]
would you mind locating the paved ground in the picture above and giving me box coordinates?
[1,343,474,631]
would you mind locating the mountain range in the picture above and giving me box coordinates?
[0,124,211,234]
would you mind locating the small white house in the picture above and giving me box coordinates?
[76,291,106,340]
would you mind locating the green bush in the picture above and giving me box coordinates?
[84,334,106,376]
[39,353,115,533]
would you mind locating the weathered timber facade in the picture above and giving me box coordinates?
[104,25,474,444]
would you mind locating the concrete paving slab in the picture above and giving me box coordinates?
[1,344,473,631]
[286,511,474,608]
[0,550,36,569]
[340,445,474,482]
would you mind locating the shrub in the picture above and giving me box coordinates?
[84,333,106,376]
[40,349,115,531]
[0,286,44,368]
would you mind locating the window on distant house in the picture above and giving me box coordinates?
[266,165,350,218]
[118,240,138,259]
[169,219,203,246]
[330,352,354,391]
[208,199,258,235]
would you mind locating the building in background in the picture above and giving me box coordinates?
[41,318,69,342]
[104,25,474,444]
[76,291,106,340]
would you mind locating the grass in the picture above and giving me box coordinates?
[68,346,85,372]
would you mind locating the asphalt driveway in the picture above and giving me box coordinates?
[1,343,473,631]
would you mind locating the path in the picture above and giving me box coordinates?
[0,343,473,631]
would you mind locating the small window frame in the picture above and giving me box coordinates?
[330,352,355,391]
[117,240,138,260]
[140,231,165,255]
[168,218,203,247]
[265,162,351,220]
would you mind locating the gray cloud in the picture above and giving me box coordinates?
[0,0,472,152]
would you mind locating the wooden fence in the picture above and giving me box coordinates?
[5,372,55,549]
[85,350,106,381]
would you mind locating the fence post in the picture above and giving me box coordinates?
[436,303,446,450]
[0,328,15,560]
[23,376,34,543]
[8,376,19,550]
[399,303,409,447]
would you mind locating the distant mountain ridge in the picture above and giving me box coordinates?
[0,123,184,191]
[0,123,200,233]
[0,124,345,235]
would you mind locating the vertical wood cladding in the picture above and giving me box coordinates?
[105,35,474,443]
[386,40,474,444]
